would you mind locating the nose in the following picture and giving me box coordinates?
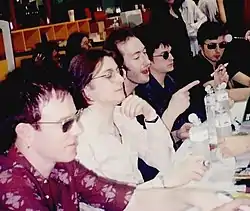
[116,71,125,84]
[169,53,174,61]
[215,44,220,53]
[71,120,83,136]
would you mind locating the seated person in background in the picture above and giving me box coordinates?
[0,64,230,211]
[62,32,92,70]
[188,21,250,115]
[135,31,199,142]
[103,28,199,180]
[32,41,61,68]
[192,21,250,88]
[69,49,208,190]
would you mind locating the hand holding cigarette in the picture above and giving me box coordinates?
[210,63,229,77]
[211,63,229,86]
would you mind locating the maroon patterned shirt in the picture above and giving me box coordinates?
[0,147,135,210]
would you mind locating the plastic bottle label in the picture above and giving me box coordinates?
[216,91,229,102]
[215,113,231,127]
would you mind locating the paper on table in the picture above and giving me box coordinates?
[174,140,238,192]
[235,152,250,169]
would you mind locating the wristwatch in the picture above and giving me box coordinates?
[145,116,159,123]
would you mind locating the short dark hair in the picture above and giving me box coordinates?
[0,64,73,154]
[103,28,135,68]
[135,25,170,60]
[197,21,227,45]
[66,32,89,59]
[68,49,114,100]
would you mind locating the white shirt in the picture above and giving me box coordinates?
[198,0,219,22]
[76,106,175,186]
[179,0,207,55]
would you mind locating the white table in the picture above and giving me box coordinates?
[173,139,248,193]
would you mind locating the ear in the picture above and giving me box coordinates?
[15,123,35,147]
[82,84,94,102]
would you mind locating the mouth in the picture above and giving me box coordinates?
[214,55,221,59]
[68,141,77,147]
[141,68,150,75]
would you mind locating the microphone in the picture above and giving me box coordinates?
[224,34,245,43]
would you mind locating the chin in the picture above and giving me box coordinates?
[167,67,174,72]
[140,76,150,84]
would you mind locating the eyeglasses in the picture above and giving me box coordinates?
[37,108,83,133]
[153,51,170,60]
[92,68,121,81]
[204,42,227,50]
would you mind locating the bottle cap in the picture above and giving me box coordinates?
[224,34,233,43]
[188,113,201,126]
[217,82,227,90]
[205,84,213,94]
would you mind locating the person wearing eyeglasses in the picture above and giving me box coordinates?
[103,28,204,181]
[0,62,228,211]
[135,31,202,145]
[68,49,212,208]
[190,21,250,89]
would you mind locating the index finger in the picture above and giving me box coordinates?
[179,80,200,92]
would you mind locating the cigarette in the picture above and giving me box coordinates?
[210,63,229,77]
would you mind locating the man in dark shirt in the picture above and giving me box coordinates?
[104,28,199,181]
[0,51,231,211]
[135,33,198,133]
[188,22,250,119]
[191,21,250,88]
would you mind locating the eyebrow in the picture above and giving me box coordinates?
[131,47,146,56]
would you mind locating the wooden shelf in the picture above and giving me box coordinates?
[66,22,79,36]
[11,31,26,52]
[78,20,90,33]
[40,26,56,41]
[0,18,91,57]
[23,28,41,50]
[54,24,68,41]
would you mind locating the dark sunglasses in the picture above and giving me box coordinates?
[205,42,227,50]
[153,51,170,60]
[37,108,83,133]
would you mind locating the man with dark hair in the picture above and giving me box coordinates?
[135,32,196,141]
[192,21,250,88]
[0,63,231,211]
[104,28,198,130]
[104,28,200,181]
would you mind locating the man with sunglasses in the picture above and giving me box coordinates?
[135,32,199,142]
[104,28,201,182]
[0,62,235,211]
[191,21,250,89]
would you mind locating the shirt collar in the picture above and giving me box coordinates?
[149,73,175,89]
[7,146,47,183]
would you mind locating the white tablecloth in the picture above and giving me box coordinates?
[173,140,248,193]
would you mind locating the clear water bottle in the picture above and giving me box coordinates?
[215,104,232,138]
[215,82,230,112]
[214,82,232,138]
[188,114,211,161]
[204,85,217,144]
